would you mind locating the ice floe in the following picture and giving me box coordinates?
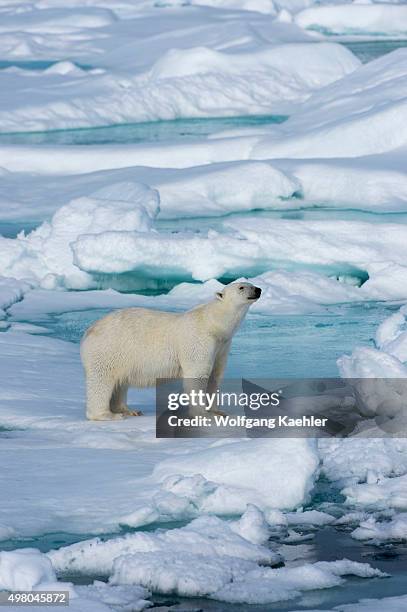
[110,550,257,598]
[3,43,407,172]
[230,503,273,544]
[376,305,407,362]
[0,161,300,222]
[0,525,15,542]
[252,49,407,159]
[124,441,319,522]
[0,549,56,591]
[295,4,407,36]
[318,306,407,556]
[338,346,407,379]
[0,42,359,131]
[338,306,407,378]
[0,184,159,289]
[343,475,407,511]
[337,304,407,426]
[73,583,151,612]
[0,7,117,35]
[0,532,388,608]
[285,509,335,526]
[273,153,407,212]
[110,555,385,604]
[48,514,280,576]
[210,559,386,604]
[153,160,301,218]
[0,549,151,611]
[70,217,407,300]
[352,513,407,542]
[319,438,407,487]
[153,438,319,511]
[0,277,31,319]
[189,0,278,13]
[46,519,385,605]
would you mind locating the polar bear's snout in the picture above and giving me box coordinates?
[251,286,262,300]
[230,282,262,302]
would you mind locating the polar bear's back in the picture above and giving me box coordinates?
[81,307,183,386]
[84,307,179,339]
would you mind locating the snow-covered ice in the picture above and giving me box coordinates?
[0,277,30,319]
[0,42,359,132]
[7,184,407,299]
[3,155,407,230]
[336,304,407,425]
[0,185,159,289]
[153,438,319,511]
[211,559,385,605]
[295,4,407,36]
[0,549,151,611]
[352,514,407,543]
[252,49,407,159]
[69,217,407,300]
[320,438,407,487]
[344,475,407,511]
[48,514,279,576]
[0,161,300,223]
[0,549,56,591]
[111,556,385,604]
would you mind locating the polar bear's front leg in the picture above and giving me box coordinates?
[85,374,124,421]
[205,342,231,416]
[182,376,209,416]
[110,384,143,417]
[180,353,214,415]
[207,341,231,396]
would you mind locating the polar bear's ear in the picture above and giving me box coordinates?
[216,291,224,300]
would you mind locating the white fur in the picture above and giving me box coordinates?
[80,282,261,420]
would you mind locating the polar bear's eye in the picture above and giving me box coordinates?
[239,286,244,290]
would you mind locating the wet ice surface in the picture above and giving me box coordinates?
[0,60,93,71]
[342,39,407,63]
[3,207,407,242]
[0,115,287,146]
[0,220,38,238]
[2,515,407,611]
[157,208,407,232]
[27,301,397,378]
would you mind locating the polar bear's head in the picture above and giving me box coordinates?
[216,282,261,306]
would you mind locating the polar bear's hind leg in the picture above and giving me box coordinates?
[85,375,124,421]
[110,383,143,417]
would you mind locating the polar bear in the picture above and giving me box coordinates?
[80,282,261,420]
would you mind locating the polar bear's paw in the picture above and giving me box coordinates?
[209,408,227,417]
[113,405,143,417]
